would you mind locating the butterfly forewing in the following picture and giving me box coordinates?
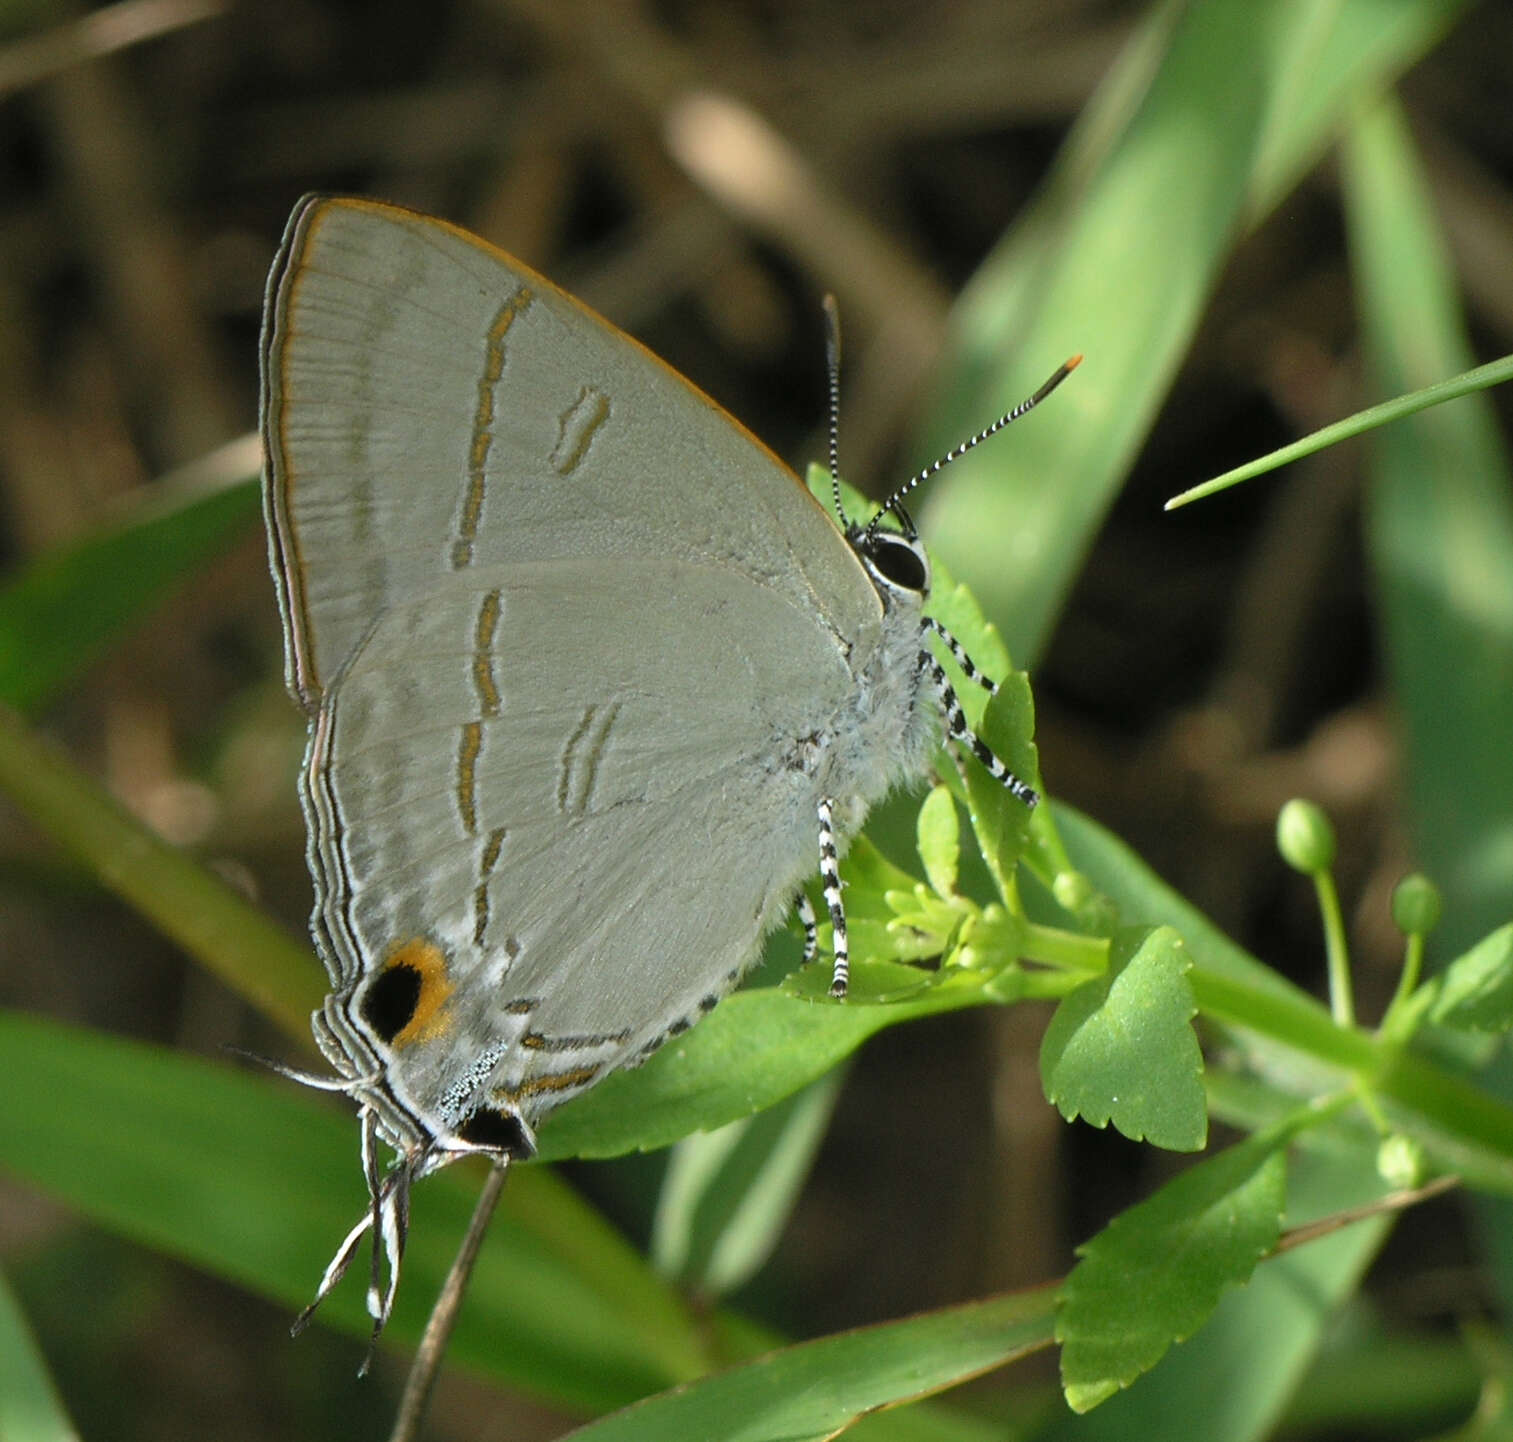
[261,196,893,1128]
[262,196,883,704]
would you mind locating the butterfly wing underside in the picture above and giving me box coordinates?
[261,196,886,1131]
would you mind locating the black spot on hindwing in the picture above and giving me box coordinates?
[360,962,422,1042]
[457,1105,535,1157]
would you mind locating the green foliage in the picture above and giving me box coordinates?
[2,2,1511,1440]
[1040,926,1206,1151]
[1428,926,1513,1034]
[1057,1134,1288,1411]
[0,475,261,717]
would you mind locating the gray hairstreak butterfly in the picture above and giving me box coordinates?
[259,194,1077,1340]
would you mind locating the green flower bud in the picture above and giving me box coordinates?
[1391,874,1443,937]
[1377,1134,1425,1190]
[1277,798,1336,874]
[1053,871,1094,913]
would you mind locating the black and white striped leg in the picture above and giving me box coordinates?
[816,798,849,997]
[921,617,999,696]
[795,888,819,966]
[922,652,1040,807]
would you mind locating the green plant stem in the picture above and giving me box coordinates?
[1383,933,1426,1031]
[1352,1080,1391,1137]
[1191,969,1513,1184]
[1018,920,1109,974]
[0,704,319,1035]
[1165,352,1513,508]
[1315,870,1356,1027]
[1274,1090,1357,1146]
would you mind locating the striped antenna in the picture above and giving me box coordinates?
[822,294,846,523]
[868,354,1083,536]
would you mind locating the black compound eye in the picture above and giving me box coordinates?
[868,534,928,593]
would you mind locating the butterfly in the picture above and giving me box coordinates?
[259,194,1075,1338]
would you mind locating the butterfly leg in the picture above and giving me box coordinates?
[919,627,1039,807]
[795,888,819,966]
[816,798,850,998]
[922,617,999,696]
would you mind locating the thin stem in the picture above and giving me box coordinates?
[1016,920,1109,975]
[1270,1173,1459,1255]
[1352,1078,1390,1136]
[1314,871,1355,1028]
[387,1163,510,1442]
[1383,931,1426,1031]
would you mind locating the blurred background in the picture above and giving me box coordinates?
[2,0,1511,1438]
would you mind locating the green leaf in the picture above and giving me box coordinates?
[540,980,992,1162]
[0,470,260,716]
[0,1010,702,1412]
[1058,1136,1288,1412]
[785,956,943,1006]
[916,785,960,898]
[652,1072,844,1298]
[0,1266,80,1442]
[1167,354,1513,508]
[1277,1329,1480,1438]
[960,674,1040,902]
[1052,807,1513,1192]
[1037,1147,1393,1442]
[916,0,1471,669]
[558,1289,1056,1442]
[1429,924,1513,1033]
[1040,925,1206,1151]
[1343,98,1513,958]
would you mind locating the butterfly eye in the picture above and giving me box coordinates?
[863,532,929,595]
